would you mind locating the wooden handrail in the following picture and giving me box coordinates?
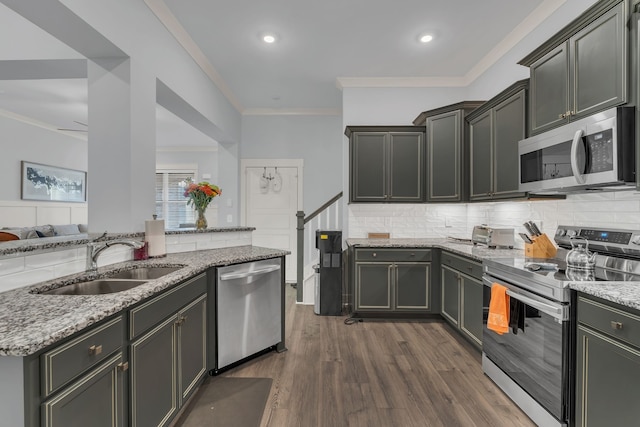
[304,192,343,224]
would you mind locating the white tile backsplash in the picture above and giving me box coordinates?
[348,191,640,240]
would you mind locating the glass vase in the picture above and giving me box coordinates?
[195,208,207,230]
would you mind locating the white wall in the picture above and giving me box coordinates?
[241,114,343,212]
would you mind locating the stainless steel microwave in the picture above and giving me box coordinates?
[518,107,635,193]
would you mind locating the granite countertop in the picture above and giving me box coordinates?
[0,227,255,256]
[346,238,523,261]
[348,237,640,313]
[0,245,287,357]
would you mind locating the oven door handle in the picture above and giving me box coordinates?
[483,276,568,321]
[505,289,564,319]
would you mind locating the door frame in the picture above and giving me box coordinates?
[240,159,304,226]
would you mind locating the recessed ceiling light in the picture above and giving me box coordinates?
[263,34,276,43]
[420,34,433,43]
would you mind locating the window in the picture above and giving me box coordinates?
[155,170,196,229]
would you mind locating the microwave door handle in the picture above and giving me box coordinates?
[570,129,586,184]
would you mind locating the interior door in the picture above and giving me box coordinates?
[244,166,298,282]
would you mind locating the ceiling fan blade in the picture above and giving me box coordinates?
[73,121,88,127]
[57,128,88,132]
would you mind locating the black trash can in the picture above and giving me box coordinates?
[315,230,343,316]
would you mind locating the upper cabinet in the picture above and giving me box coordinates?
[466,80,528,201]
[413,101,484,202]
[521,0,629,135]
[346,126,425,203]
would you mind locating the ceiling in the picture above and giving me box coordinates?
[0,0,555,143]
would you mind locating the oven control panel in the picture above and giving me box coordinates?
[556,225,640,254]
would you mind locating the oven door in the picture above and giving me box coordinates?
[482,275,570,422]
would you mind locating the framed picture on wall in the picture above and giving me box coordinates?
[21,161,87,202]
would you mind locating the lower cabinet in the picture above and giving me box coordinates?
[353,248,433,316]
[440,252,483,347]
[130,276,207,427]
[41,353,126,427]
[575,294,640,426]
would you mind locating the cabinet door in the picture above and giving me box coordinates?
[530,43,569,134]
[575,325,640,427]
[469,110,493,200]
[178,295,207,405]
[395,262,430,311]
[492,89,526,199]
[355,263,392,311]
[570,2,626,120]
[42,354,125,427]
[388,132,424,202]
[351,133,387,202]
[440,266,459,326]
[427,111,461,201]
[131,316,177,427]
[460,275,483,347]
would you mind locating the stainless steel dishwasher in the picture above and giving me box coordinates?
[216,258,283,370]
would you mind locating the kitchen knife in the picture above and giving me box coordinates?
[518,232,533,244]
[529,221,542,236]
[523,222,536,236]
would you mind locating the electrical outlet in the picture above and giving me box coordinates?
[226,214,233,223]
[445,217,452,228]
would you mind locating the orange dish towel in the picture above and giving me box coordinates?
[487,283,510,335]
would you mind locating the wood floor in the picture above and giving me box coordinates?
[220,286,537,427]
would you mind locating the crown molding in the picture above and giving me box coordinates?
[336,76,468,89]
[144,0,244,113]
[242,108,341,116]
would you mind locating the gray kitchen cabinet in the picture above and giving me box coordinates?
[468,80,527,201]
[41,353,126,427]
[129,274,207,427]
[38,315,126,427]
[576,294,640,426]
[522,0,628,135]
[413,101,485,202]
[440,252,483,348]
[346,126,425,203]
[352,248,433,316]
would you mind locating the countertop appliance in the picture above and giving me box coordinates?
[472,225,515,248]
[518,106,635,194]
[482,225,640,427]
[215,258,283,371]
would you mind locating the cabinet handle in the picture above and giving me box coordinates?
[88,345,103,356]
[569,110,575,116]
[117,362,129,372]
[175,315,188,326]
[410,252,415,257]
[559,113,565,119]
[467,266,473,271]
[372,253,377,258]
[611,321,623,330]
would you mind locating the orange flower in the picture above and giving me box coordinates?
[183,178,221,211]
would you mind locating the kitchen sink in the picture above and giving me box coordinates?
[37,265,184,295]
[40,279,149,295]
[104,266,183,280]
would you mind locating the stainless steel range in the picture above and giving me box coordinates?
[482,225,640,427]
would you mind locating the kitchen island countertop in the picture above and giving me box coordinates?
[0,245,288,357]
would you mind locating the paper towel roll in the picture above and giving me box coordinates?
[145,219,166,258]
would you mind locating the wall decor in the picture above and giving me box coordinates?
[21,161,87,202]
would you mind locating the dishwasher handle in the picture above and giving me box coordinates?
[219,264,281,281]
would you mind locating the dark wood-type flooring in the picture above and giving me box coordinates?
[218,286,537,427]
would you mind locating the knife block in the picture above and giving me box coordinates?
[525,234,557,258]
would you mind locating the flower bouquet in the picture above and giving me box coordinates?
[183,178,222,230]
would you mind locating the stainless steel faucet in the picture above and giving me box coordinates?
[86,239,144,272]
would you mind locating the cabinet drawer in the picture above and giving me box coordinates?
[441,252,482,279]
[41,316,124,397]
[355,249,431,262]
[129,273,206,340]
[578,296,640,349]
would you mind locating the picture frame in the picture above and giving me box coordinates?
[21,161,87,203]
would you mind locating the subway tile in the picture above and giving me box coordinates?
[54,260,86,277]
[0,267,56,292]
[24,249,80,268]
